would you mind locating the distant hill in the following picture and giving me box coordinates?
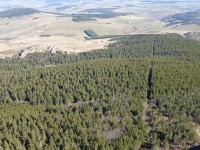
[0,8,39,18]
[163,10,200,26]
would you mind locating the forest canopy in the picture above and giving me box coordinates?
[0,34,199,149]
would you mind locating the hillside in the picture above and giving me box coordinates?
[163,10,200,26]
[0,34,199,149]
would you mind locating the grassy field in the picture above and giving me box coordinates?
[0,0,200,58]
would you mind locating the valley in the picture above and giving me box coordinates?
[0,0,200,58]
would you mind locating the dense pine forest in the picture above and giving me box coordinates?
[0,34,199,149]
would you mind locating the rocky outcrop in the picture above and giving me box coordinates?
[16,44,66,58]
[185,32,200,41]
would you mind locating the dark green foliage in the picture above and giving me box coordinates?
[0,8,39,18]
[153,34,200,60]
[0,59,149,149]
[146,60,200,148]
[71,8,129,22]
[152,60,200,121]
[84,30,98,38]
[0,34,199,149]
[0,59,149,104]
[0,103,147,150]
[72,15,97,22]
[163,10,200,26]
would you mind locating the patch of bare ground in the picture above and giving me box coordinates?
[44,65,57,68]
[191,122,200,142]
[142,101,149,122]
[103,128,125,140]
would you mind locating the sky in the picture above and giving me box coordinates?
[0,0,110,10]
[0,0,45,9]
[0,0,199,11]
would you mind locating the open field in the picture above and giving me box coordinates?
[1,12,200,58]
[0,0,200,58]
[0,13,112,57]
